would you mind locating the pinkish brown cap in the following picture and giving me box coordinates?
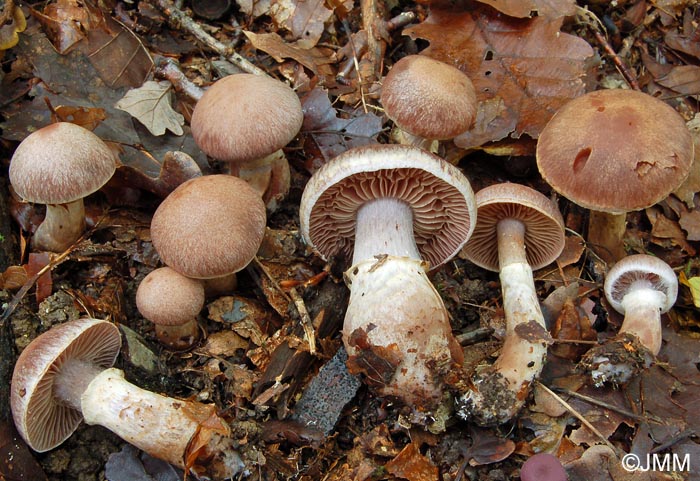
[604,254,678,314]
[11,319,121,452]
[462,183,565,271]
[380,55,477,140]
[9,122,117,204]
[150,175,266,279]
[536,89,694,214]
[136,267,205,327]
[190,74,303,163]
[299,144,477,270]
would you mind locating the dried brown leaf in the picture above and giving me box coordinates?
[115,81,185,136]
[656,65,700,96]
[243,31,333,73]
[646,206,697,255]
[474,0,577,19]
[679,208,700,241]
[270,0,333,48]
[384,443,439,481]
[0,4,26,51]
[405,6,594,149]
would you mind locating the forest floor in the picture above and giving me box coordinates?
[0,0,700,480]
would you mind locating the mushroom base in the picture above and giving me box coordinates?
[342,256,463,414]
[81,368,243,477]
[587,210,627,264]
[580,333,654,387]
[34,199,86,252]
[155,318,201,350]
[456,262,551,425]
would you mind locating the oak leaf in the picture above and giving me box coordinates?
[115,81,184,136]
[474,0,576,19]
[405,5,594,149]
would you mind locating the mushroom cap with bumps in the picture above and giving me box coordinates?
[150,175,266,279]
[380,55,478,140]
[299,144,477,270]
[536,89,694,214]
[10,319,121,452]
[461,183,565,271]
[190,74,303,163]
[9,122,117,205]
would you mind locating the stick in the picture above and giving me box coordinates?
[150,0,268,77]
[154,56,205,101]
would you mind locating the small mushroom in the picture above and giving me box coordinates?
[299,144,476,412]
[537,89,694,263]
[581,254,678,386]
[9,122,117,252]
[150,175,266,296]
[136,267,205,349]
[457,183,565,425]
[520,453,568,481]
[11,318,241,478]
[190,74,303,211]
[380,55,477,151]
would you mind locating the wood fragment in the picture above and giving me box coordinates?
[289,287,316,355]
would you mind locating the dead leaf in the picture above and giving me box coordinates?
[52,105,107,131]
[300,87,383,172]
[0,4,26,51]
[656,65,700,96]
[269,0,333,48]
[30,0,89,54]
[384,443,439,481]
[679,209,700,241]
[405,5,594,149]
[238,0,271,17]
[646,206,697,255]
[551,298,597,361]
[116,81,185,136]
[243,31,333,73]
[474,0,577,19]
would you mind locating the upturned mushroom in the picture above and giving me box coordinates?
[581,254,678,386]
[11,318,242,478]
[299,144,476,413]
[457,183,565,425]
[150,174,266,296]
[136,267,205,349]
[190,74,303,210]
[537,89,694,263]
[9,122,117,252]
[380,55,477,151]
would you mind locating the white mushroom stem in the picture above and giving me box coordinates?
[457,218,549,425]
[343,198,463,411]
[54,361,241,477]
[34,200,86,252]
[618,284,666,355]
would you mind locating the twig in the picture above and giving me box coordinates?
[150,0,268,77]
[590,28,641,91]
[551,386,648,421]
[536,381,623,457]
[289,287,316,355]
[154,56,205,102]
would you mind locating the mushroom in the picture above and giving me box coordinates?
[536,89,694,263]
[379,55,477,151]
[136,267,205,349]
[11,318,242,478]
[299,144,476,412]
[190,74,303,210]
[9,122,117,252]
[520,453,567,481]
[581,254,678,386]
[457,183,565,425]
[150,174,266,297]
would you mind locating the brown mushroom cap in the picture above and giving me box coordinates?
[190,74,303,163]
[151,175,266,279]
[604,254,678,314]
[11,319,121,452]
[299,144,477,270]
[462,183,565,271]
[9,122,117,205]
[536,89,694,214]
[380,55,477,140]
[136,267,205,326]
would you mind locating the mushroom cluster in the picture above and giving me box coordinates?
[457,183,565,425]
[11,318,242,478]
[300,144,476,412]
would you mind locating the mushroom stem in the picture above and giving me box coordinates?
[81,368,241,476]
[457,218,550,425]
[343,197,462,412]
[34,199,85,252]
[352,198,420,264]
[229,150,291,212]
[54,359,102,411]
[587,211,626,264]
[155,319,200,350]
[619,285,665,355]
